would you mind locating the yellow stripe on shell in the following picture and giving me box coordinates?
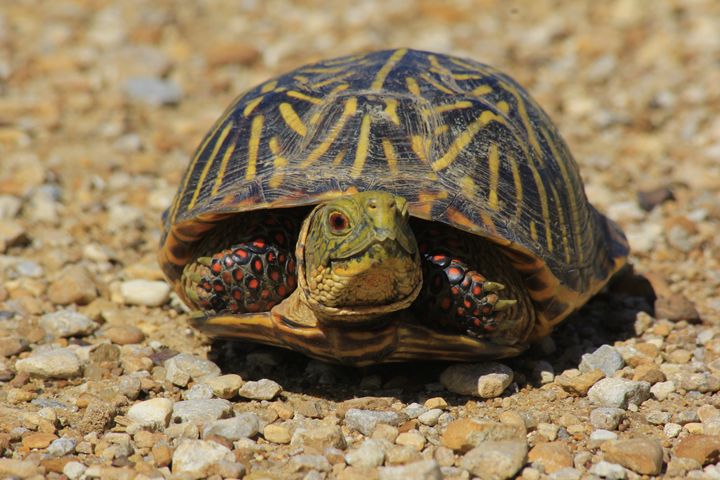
[453,73,484,80]
[431,110,504,171]
[381,138,399,175]
[310,72,354,88]
[245,115,264,180]
[433,124,449,136]
[433,101,474,114]
[300,97,357,169]
[371,48,407,90]
[420,72,454,94]
[459,175,476,199]
[279,102,307,136]
[293,75,309,83]
[507,152,523,218]
[268,137,288,189]
[499,80,542,158]
[496,100,510,114]
[211,129,237,196]
[405,77,420,95]
[261,80,278,93]
[527,161,553,251]
[530,221,538,241]
[550,183,572,264]
[487,143,501,210]
[411,135,430,164]
[243,96,264,117]
[428,54,452,76]
[384,98,400,125]
[351,114,372,178]
[332,148,347,166]
[287,90,324,104]
[188,122,233,209]
[471,85,493,96]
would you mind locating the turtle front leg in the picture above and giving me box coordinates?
[411,220,532,339]
[181,213,300,314]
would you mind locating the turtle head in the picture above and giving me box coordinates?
[299,191,422,323]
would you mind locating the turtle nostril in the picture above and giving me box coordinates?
[368,199,377,209]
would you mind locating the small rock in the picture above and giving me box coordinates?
[588,378,651,408]
[666,456,702,477]
[47,265,97,305]
[418,408,443,426]
[650,380,676,400]
[0,459,40,478]
[125,77,182,106]
[101,325,145,345]
[164,353,221,387]
[345,409,407,436]
[637,187,674,211]
[290,421,346,454]
[442,419,525,452]
[396,430,426,450]
[39,310,97,338]
[346,439,387,468]
[663,423,682,438]
[63,461,87,480]
[673,434,720,466]
[237,378,282,400]
[403,403,427,419]
[602,438,664,475]
[0,220,27,252]
[171,439,235,478]
[632,363,666,384]
[555,369,605,395]
[172,398,232,424]
[654,294,701,323]
[460,440,528,480]
[15,348,81,378]
[385,444,422,464]
[264,423,292,444]
[127,398,173,429]
[182,382,214,400]
[528,442,573,474]
[0,336,29,357]
[203,412,260,440]
[152,442,172,467]
[120,280,171,307]
[579,345,625,377]
[47,437,76,456]
[681,372,720,393]
[440,362,513,398]
[379,460,442,480]
[589,461,627,479]
[424,397,448,409]
[289,454,332,472]
[590,408,626,430]
[22,431,57,449]
[204,374,243,399]
[589,429,618,447]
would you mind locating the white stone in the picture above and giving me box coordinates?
[588,378,651,408]
[164,353,221,387]
[345,439,387,468]
[650,380,676,401]
[15,348,81,378]
[172,439,235,478]
[120,279,171,307]
[440,362,513,398]
[62,461,87,480]
[127,398,173,429]
[418,408,443,426]
[664,423,682,438]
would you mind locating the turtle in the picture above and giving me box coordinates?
[159,48,629,366]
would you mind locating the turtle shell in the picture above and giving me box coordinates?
[160,48,629,339]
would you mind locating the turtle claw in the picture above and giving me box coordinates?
[482,281,505,292]
[493,299,517,311]
[196,256,213,267]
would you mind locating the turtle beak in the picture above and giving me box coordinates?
[365,194,416,255]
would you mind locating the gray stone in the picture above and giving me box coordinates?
[13,260,43,278]
[289,454,332,472]
[63,461,87,480]
[589,461,627,479]
[344,408,407,435]
[15,348,82,378]
[549,467,582,480]
[580,345,625,377]
[460,440,528,480]
[418,408,443,426]
[164,353,221,387]
[171,439,235,478]
[182,383,214,400]
[47,437,76,456]
[237,378,282,400]
[440,362,513,398]
[588,378,651,408]
[39,310,97,338]
[380,460,443,480]
[125,77,182,106]
[172,398,232,424]
[345,439,388,468]
[590,407,626,430]
[403,403,427,419]
[202,413,260,441]
[116,375,142,400]
[127,398,173,429]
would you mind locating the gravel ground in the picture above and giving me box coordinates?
[0,1,719,479]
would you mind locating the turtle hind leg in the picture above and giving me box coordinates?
[181,213,300,314]
[411,220,534,340]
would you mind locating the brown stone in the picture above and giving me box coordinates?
[674,434,720,466]
[602,438,664,475]
[655,294,701,323]
[555,369,605,395]
[21,432,57,449]
[152,443,172,467]
[0,336,29,357]
[337,397,394,417]
[441,419,525,452]
[102,325,145,345]
[47,264,97,305]
[632,363,667,384]
[41,456,75,473]
[528,442,573,473]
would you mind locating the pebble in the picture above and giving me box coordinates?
[418,408,443,426]
[237,378,282,400]
[555,369,605,395]
[440,362,513,398]
[101,325,145,345]
[395,430,426,450]
[579,345,625,376]
[386,444,421,464]
[202,412,260,440]
[0,220,26,253]
[631,363,666,384]
[0,336,29,357]
[289,454,332,472]
[125,77,182,106]
[590,407,626,430]
[424,397,448,409]
[528,442,573,473]
[290,421,346,454]
[379,460,442,480]
[22,431,57,449]
[460,440,528,480]
[442,419,526,452]
[47,264,97,305]
[182,382,214,400]
[403,403,427,418]
[673,434,720,465]
[204,374,243,399]
[655,294,701,323]
[15,348,81,378]
[0,459,40,478]
[47,437,76,456]
[650,380,676,400]
[127,397,173,429]
[172,398,232,424]
[63,461,87,479]
[587,378,651,408]
[171,439,235,478]
[38,310,97,338]
[346,439,387,468]
[589,461,627,479]
[601,438,664,475]
[589,429,618,447]
[164,353,221,387]
[264,423,292,443]
[119,280,171,307]
[637,186,674,211]
[345,409,407,436]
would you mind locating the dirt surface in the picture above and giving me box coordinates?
[0,1,719,479]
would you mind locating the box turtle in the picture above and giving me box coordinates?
[159,48,629,366]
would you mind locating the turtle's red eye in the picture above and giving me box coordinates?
[328,211,350,233]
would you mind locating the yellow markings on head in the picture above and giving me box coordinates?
[459,175,476,199]
[550,184,572,264]
[211,130,238,196]
[371,48,407,90]
[383,98,400,125]
[433,124,449,136]
[351,114,372,178]
[245,115,264,180]
[411,135,430,164]
[332,148,347,166]
[310,73,353,88]
[471,85,493,96]
[499,80,542,158]
[496,100,510,115]
[431,110,503,172]
[189,122,233,209]
[261,81,278,93]
[507,152,523,218]
[530,221,538,242]
[527,161,552,251]
[433,101,474,115]
[287,90,324,104]
[487,144,501,210]
[420,73,454,94]
[300,97,357,169]
[279,102,307,136]
[381,138,399,175]
[243,96,264,117]
[406,77,420,96]
[268,136,288,189]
